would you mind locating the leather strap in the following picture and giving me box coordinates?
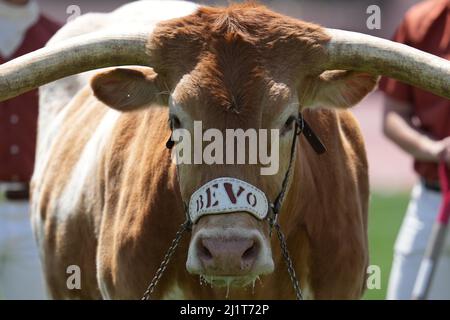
[166,112,327,226]
[270,113,326,218]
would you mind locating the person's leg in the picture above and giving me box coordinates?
[427,226,450,299]
[386,183,442,299]
[0,200,47,299]
[386,251,422,299]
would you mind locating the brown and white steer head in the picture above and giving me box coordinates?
[89,5,380,286]
[0,2,449,290]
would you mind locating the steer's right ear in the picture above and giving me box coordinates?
[91,67,163,111]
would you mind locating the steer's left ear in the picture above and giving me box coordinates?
[91,67,163,111]
[300,70,379,109]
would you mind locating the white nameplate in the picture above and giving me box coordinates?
[188,177,269,223]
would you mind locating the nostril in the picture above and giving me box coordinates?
[242,240,259,262]
[195,236,262,272]
[198,239,213,261]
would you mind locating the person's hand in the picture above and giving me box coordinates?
[431,137,450,166]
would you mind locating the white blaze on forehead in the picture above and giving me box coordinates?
[189,177,269,223]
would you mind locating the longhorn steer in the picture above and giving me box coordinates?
[0,1,449,299]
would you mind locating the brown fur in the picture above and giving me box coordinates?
[34,3,374,299]
[37,106,369,299]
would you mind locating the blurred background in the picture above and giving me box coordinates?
[4,0,429,299]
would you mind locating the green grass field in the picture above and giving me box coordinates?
[363,192,409,300]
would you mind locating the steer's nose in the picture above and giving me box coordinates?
[195,235,261,275]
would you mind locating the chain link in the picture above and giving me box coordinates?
[274,222,303,300]
[141,220,191,300]
[142,114,305,300]
[141,219,302,300]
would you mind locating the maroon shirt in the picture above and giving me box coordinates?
[0,15,60,183]
[379,0,450,183]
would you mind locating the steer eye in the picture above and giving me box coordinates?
[281,115,296,135]
[168,114,181,130]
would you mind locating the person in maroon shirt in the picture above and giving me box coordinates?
[0,0,60,299]
[380,0,450,299]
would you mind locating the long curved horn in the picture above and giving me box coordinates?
[0,29,152,102]
[324,29,450,99]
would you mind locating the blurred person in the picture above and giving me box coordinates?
[0,0,60,299]
[380,0,450,299]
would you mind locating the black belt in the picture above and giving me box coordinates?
[422,179,441,192]
[1,183,29,201]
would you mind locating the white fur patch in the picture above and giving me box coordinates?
[161,283,186,300]
[56,110,121,222]
[301,284,314,300]
[189,177,269,223]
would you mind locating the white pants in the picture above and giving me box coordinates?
[387,183,450,299]
[0,201,47,299]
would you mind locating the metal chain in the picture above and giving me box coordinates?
[142,113,305,300]
[274,222,303,300]
[141,219,302,300]
[141,220,191,300]
[142,219,302,300]
[271,114,303,215]
[268,113,303,300]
